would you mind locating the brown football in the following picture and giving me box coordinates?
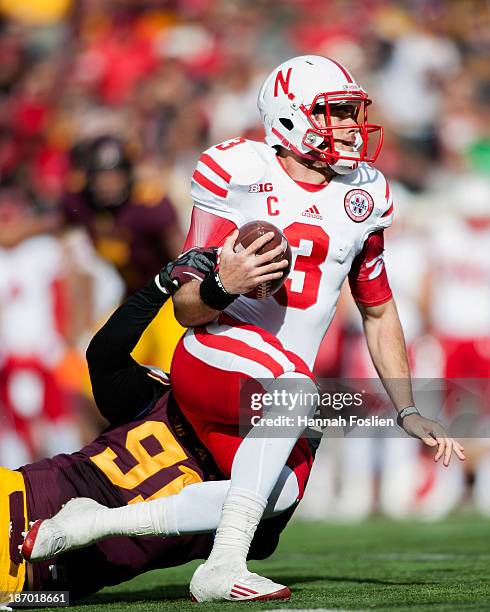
[235,220,292,299]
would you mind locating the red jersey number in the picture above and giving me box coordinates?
[216,137,246,151]
[275,222,330,310]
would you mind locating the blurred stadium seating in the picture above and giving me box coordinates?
[0,0,489,520]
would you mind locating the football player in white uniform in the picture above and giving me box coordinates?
[171,55,464,601]
[22,56,465,603]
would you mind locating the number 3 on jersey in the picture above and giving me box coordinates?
[216,137,246,151]
[275,222,330,309]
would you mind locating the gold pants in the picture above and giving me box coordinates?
[0,467,28,601]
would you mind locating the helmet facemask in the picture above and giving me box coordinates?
[299,91,383,172]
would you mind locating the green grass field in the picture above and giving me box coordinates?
[27,516,490,611]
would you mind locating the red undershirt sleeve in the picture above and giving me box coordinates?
[183,207,237,251]
[348,230,393,307]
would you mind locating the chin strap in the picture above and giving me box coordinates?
[328,159,359,175]
[326,131,363,174]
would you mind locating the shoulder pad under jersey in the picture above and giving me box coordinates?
[191,139,269,208]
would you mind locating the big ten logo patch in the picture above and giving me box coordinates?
[249,183,273,193]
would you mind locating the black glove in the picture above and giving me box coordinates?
[155,247,218,295]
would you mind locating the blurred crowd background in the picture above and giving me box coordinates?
[0,0,489,521]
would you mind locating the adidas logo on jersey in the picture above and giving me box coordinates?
[301,205,323,220]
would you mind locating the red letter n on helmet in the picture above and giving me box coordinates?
[274,68,292,97]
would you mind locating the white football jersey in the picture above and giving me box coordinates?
[429,216,490,338]
[0,235,66,366]
[189,138,393,368]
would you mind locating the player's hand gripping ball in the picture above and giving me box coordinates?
[235,221,292,299]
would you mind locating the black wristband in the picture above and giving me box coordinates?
[199,271,238,311]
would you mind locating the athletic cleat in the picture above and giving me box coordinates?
[189,562,291,602]
[21,498,105,562]
[22,520,45,561]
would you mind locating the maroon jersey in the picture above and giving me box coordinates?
[62,191,178,293]
[21,392,220,598]
[21,392,293,599]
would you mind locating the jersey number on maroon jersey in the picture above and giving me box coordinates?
[90,421,202,504]
[274,222,330,309]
